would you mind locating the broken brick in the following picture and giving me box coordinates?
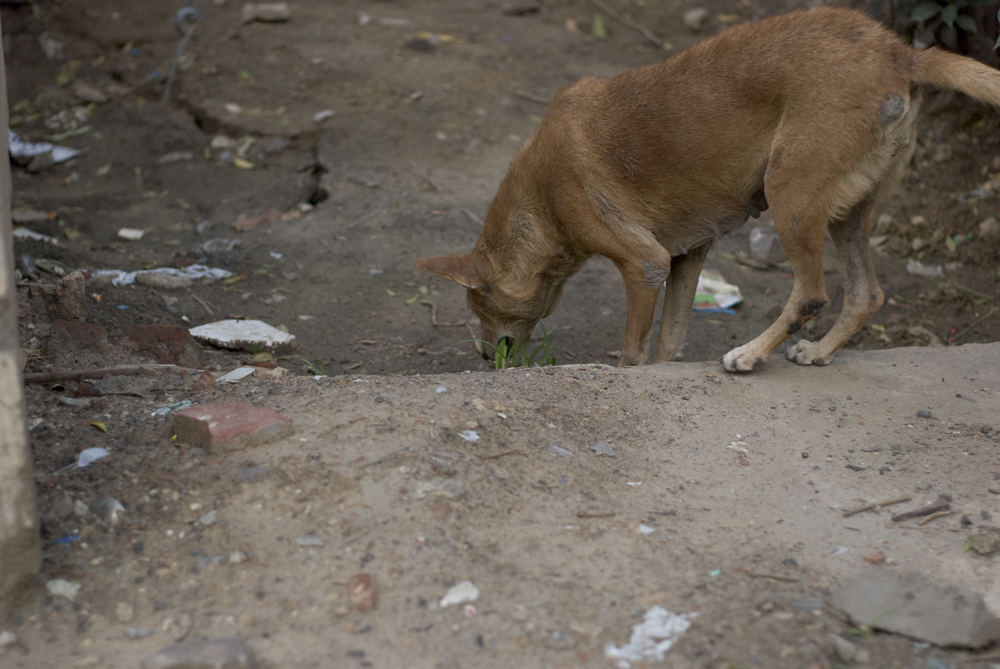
[172,402,293,452]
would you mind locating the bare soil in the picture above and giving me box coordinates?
[4,1,1000,668]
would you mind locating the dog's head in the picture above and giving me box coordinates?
[413,250,552,361]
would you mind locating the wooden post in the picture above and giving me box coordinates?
[0,12,41,619]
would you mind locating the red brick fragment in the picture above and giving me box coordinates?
[172,402,293,452]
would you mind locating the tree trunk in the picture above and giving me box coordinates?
[0,11,41,619]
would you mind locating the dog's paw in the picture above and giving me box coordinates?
[721,345,764,373]
[785,340,832,366]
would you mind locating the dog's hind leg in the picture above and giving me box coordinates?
[722,143,835,371]
[785,194,883,366]
[651,241,712,363]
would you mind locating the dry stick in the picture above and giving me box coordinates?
[842,496,912,518]
[192,294,214,315]
[511,89,550,104]
[892,497,950,522]
[954,305,997,340]
[23,364,203,384]
[590,0,665,48]
[419,299,467,327]
[348,208,383,229]
[917,510,953,526]
[576,510,615,518]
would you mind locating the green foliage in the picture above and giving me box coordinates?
[298,357,325,375]
[471,322,557,370]
[903,0,1000,51]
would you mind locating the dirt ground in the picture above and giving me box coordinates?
[4,0,1000,667]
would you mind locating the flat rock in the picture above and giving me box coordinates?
[830,568,1000,648]
[172,403,293,451]
[188,319,296,354]
[140,638,259,669]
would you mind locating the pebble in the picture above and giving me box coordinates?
[127,628,154,640]
[591,440,615,456]
[295,535,323,547]
[916,482,932,491]
[73,499,90,517]
[916,410,933,419]
[73,656,101,667]
[440,580,480,607]
[347,574,376,611]
[199,510,218,526]
[140,638,258,669]
[93,496,125,525]
[0,630,18,650]
[116,602,135,623]
[682,7,708,31]
[968,529,1000,556]
[546,444,574,457]
[46,578,80,601]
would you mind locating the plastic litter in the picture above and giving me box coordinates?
[296,535,324,547]
[217,367,256,383]
[458,430,480,442]
[118,227,144,241]
[12,227,60,245]
[92,264,232,287]
[8,129,80,164]
[638,524,655,534]
[693,269,742,313]
[604,606,696,668]
[547,444,575,457]
[151,400,194,417]
[435,385,448,393]
[77,447,109,468]
[749,226,787,263]
[440,580,480,607]
[906,259,944,278]
[242,2,290,23]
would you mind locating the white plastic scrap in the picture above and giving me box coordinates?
[458,430,480,442]
[92,264,233,286]
[906,259,943,278]
[440,580,480,607]
[217,367,256,384]
[77,447,109,468]
[591,440,615,456]
[435,385,448,394]
[605,606,696,668]
[8,129,80,163]
[12,227,60,245]
[547,444,575,457]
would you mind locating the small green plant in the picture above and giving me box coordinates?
[469,322,557,370]
[298,357,325,375]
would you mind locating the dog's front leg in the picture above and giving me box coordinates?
[616,261,665,366]
[652,242,712,363]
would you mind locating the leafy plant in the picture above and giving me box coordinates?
[298,357,325,375]
[469,322,557,370]
[904,0,1000,51]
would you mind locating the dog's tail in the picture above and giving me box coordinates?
[913,47,1000,108]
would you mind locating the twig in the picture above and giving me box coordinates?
[576,510,615,518]
[950,280,994,302]
[917,510,953,526]
[348,208,383,229]
[511,89,550,104]
[954,305,997,341]
[419,299,467,327]
[23,364,203,384]
[462,208,484,226]
[892,496,950,522]
[464,321,483,355]
[590,0,665,48]
[480,449,520,460]
[192,294,214,315]
[842,496,912,518]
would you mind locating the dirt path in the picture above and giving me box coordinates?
[5,1,1000,667]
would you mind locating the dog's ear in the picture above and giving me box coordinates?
[414,254,490,292]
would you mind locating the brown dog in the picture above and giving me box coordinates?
[415,7,1000,371]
